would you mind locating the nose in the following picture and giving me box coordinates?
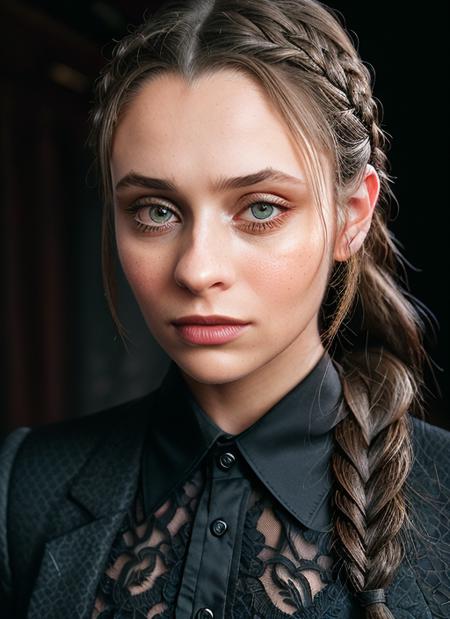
[173,221,235,294]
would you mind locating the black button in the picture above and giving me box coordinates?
[196,608,214,618]
[210,518,228,536]
[217,451,236,470]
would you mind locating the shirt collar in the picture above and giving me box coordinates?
[141,351,347,533]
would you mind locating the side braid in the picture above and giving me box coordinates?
[267,10,426,616]
[331,351,416,618]
[320,37,425,618]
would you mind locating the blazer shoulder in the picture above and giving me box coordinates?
[4,389,157,468]
[2,388,160,488]
[1,390,160,520]
[406,415,450,618]
[410,414,450,455]
[409,414,450,488]
[408,414,450,509]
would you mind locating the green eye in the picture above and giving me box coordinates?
[250,203,275,220]
[149,205,173,224]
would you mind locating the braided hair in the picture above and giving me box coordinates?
[87,1,430,616]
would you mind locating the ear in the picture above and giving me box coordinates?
[333,164,381,262]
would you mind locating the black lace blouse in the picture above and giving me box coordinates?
[91,352,351,618]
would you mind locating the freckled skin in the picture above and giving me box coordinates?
[111,69,378,434]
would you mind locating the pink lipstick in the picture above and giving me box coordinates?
[171,314,251,345]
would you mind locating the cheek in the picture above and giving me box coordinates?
[116,233,169,304]
[243,228,329,310]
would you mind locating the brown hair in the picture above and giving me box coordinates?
[87,1,431,616]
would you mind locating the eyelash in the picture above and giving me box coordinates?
[123,195,291,234]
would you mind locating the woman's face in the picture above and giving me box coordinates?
[111,69,337,385]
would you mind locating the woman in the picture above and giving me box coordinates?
[1,0,448,617]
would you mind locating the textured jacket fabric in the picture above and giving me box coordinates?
[0,355,449,618]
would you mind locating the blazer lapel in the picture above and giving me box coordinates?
[27,512,128,619]
[27,393,155,619]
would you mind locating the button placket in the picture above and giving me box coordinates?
[187,443,250,618]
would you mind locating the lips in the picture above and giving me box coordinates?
[172,322,251,345]
[171,314,251,345]
[171,314,250,326]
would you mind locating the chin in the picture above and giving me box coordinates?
[170,348,259,386]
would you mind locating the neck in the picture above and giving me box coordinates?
[180,335,326,436]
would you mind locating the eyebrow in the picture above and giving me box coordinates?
[114,167,306,193]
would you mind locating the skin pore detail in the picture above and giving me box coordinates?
[111,69,379,436]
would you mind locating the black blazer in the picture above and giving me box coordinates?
[1,388,449,618]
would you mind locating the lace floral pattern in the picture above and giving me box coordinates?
[92,467,204,618]
[92,468,337,618]
[233,481,335,617]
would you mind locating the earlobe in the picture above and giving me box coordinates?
[333,164,380,262]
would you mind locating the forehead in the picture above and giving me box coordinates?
[111,70,312,185]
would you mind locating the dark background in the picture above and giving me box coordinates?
[1,0,448,435]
